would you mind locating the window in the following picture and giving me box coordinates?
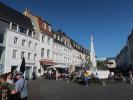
[19,26,27,34]
[41,48,44,58]
[48,26,51,32]
[28,30,32,36]
[58,36,60,41]
[11,24,17,30]
[35,43,37,49]
[54,34,56,39]
[0,33,4,43]
[33,32,36,37]
[47,50,50,59]
[28,52,31,60]
[61,38,63,42]
[12,50,17,58]
[28,41,32,47]
[34,54,37,61]
[43,23,46,30]
[47,37,50,45]
[14,37,18,44]
[21,51,25,59]
[22,40,26,46]
[42,35,45,43]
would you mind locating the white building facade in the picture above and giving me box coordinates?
[5,28,40,78]
[0,2,89,76]
[52,32,72,68]
[23,10,54,73]
[0,3,41,78]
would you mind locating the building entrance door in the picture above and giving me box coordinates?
[25,66,31,79]
[11,66,17,74]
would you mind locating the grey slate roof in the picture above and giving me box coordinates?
[0,2,33,30]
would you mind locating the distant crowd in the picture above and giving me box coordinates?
[43,68,133,86]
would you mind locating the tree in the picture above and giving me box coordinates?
[97,60,108,70]
[20,57,26,73]
[84,53,91,69]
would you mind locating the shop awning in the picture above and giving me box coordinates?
[50,64,69,68]
[40,60,56,66]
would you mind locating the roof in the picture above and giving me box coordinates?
[37,16,52,26]
[0,2,33,30]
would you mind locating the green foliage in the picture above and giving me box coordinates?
[97,60,108,70]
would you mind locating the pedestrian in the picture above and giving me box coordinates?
[7,72,14,84]
[32,71,36,80]
[56,70,59,80]
[95,73,99,81]
[0,74,16,100]
[83,70,90,87]
[128,71,133,84]
[15,72,28,100]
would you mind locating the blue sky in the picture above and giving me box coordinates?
[0,0,133,58]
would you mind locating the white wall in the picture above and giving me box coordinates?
[52,42,72,67]
[72,49,82,66]
[39,33,53,60]
[4,30,40,78]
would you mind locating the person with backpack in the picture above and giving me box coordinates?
[15,72,28,100]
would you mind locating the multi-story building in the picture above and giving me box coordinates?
[24,10,88,72]
[52,31,72,68]
[127,31,133,66]
[106,57,116,68]
[116,30,133,72]
[0,2,89,76]
[0,2,40,78]
[71,39,88,68]
[53,31,88,72]
[23,10,54,74]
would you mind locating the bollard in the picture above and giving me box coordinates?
[102,79,106,86]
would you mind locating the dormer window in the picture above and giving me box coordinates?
[66,43,68,46]
[28,30,32,36]
[65,42,66,45]
[61,38,63,42]
[54,34,56,39]
[58,36,60,41]
[12,23,17,31]
[48,26,51,32]
[19,26,27,34]
[43,23,46,30]
[33,32,36,37]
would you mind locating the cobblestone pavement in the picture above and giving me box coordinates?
[28,79,133,100]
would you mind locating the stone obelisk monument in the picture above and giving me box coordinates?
[89,34,97,72]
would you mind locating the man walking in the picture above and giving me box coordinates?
[15,72,28,100]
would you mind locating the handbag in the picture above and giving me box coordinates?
[16,79,25,100]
